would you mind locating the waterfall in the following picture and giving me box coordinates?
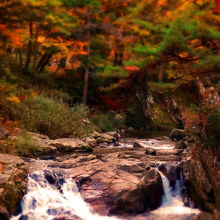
[152,168,200,215]
[158,170,174,207]
[11,171,119,220]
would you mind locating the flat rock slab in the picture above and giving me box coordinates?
[0,154,26,184]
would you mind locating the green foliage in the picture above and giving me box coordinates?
[0,132,45,157]
[14,96,94,138]
[91,111,124,132]
[125,97,149,130]
[70,104,95,137]
[207,111,220,138]
[149,82,177,94]
[151,104,175,129]
[103,65,127,78]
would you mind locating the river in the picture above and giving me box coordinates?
[11,133,201,220]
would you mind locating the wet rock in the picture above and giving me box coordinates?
[114,142,120,147]
[158,163,167,175]
[145,148,156,155]
[133,142,144,148]
[0,206,9,220]
[175,140,186,149]
[170,128,186,141]
[19,215,28,220]
[44,171,57,185]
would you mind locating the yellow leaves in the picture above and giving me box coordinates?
[7,97,20,103]
[178,51,189,58]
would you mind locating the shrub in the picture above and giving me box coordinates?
[70,104,95,137]
[207,111,220,137]
[15,96,72,138]
[15,96,94,138]
[0,132,44,157]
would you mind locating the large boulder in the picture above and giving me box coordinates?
[110,168,163,214]
[169,128,186,141]
[0,154,28,217]
[61,150,164,216]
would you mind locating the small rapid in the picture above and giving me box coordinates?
[10,136,202,220]
[11,171,119,220]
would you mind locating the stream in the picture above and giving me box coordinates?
[11,134,201,220]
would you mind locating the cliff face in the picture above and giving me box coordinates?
[181,143,220,219]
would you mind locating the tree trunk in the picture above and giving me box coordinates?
[24,20,33,72]
[158,63,164,82]
[83,67,89,104]
[114,40,124,66]
[37,52,53,73]
[18,48,23,67]
[36,51,53,73]
[82,25,91,104]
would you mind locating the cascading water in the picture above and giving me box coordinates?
[11,171,119,220]
[152,167,200,216]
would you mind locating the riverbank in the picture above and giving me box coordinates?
[0,129,219,220]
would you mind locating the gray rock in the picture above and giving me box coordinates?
[170,128,186,141]
[133,142,144,148]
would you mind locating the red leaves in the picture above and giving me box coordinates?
[213,0,220,14]
[99,95,127,110]
[0,161,5,172]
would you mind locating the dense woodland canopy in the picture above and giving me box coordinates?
[0,0,219,146]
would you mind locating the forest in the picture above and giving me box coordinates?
[0,0,219,220]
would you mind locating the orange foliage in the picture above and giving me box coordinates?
[124,66,140,72]
[0,121,19,136]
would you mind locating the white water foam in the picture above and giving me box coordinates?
[152,171,200,215]
[11,171,119,220]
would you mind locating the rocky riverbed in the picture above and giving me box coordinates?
[0,130,219,220]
